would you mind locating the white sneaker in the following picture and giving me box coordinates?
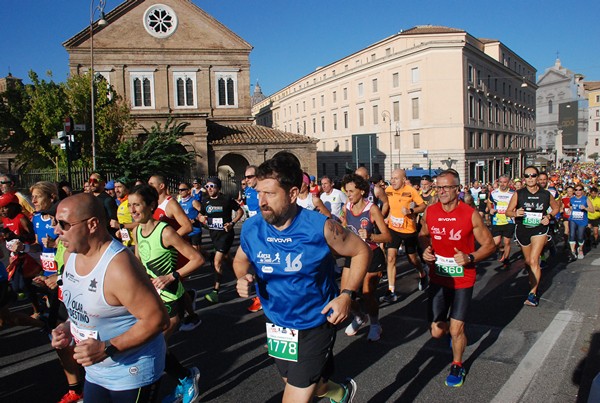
[345,314,368,336]
[367,323,382,342]
[578,251,585,260]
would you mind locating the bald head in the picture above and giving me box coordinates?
[390,169,406,190]
[58,193,107,228]
[355,167,369,180]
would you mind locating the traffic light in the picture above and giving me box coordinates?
[68,140,82,161]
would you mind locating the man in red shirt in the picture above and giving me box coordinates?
[419,169,494,388]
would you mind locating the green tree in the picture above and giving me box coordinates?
[19,71,69,169]
[64,72,135,168]
[107,118,193,180]
[0,76,29,155]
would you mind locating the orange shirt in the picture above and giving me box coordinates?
[385,185,424,234]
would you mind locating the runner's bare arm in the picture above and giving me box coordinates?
[166,198,193,236]
[233,247,254,298]
[313,197,332,218]
[418,209,435,264]
[322,219,371,324]
[470,210,496,263]
[73,251,168,366]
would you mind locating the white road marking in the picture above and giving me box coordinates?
[490,310,579,403]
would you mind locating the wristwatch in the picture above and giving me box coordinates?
[467,254,475,263]
[340,289,357,301]
[104,339,119,359]
[172,271,181,281]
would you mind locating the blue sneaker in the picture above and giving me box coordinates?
[162,383,182,403]
[445,364,466,387]
[180,367,201,403]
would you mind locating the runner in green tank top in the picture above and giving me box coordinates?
[129,184,205,403]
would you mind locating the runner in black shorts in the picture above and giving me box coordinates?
[506,166,558,307]
[341,174,392,342]
[199,177,244,303]
[487,175,516,267]
[419,169,495,387]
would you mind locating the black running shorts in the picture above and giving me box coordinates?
[271,320,336,388]
[515,224,549,247]
[428,282,473,323]
[386,229,418,254]
[491,223,515,239]
[209,229,235,254]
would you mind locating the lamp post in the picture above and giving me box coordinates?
[381,110,392,176]
[90,0,107,171]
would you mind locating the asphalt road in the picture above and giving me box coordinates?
[2,227,600,403]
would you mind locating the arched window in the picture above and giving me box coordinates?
[548,100,553,114]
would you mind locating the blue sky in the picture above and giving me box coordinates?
[2,0,599,95]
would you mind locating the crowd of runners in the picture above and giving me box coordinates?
[1,159,599,402]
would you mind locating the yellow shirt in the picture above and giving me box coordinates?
[117,197,134,246]
[385,185,424,234]
[589,196,600,220]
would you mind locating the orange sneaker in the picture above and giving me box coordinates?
[58,390,83,403]
[247,296,262,312]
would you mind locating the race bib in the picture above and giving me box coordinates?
[479,194,486,200]
[266,323,298,362]
[572,211,585,220]
[390,215,404,228]
[208,217,224,230]
[70,322,98,345]
[120,228,131,242]
[523,212,543,226]
[496,205,507,214]
[434,255,464,277]
[40,252,58,274]
[248,210,257,217]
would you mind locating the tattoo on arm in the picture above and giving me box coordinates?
[327,219,348,242]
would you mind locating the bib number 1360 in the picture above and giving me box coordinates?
[266,323,299,362]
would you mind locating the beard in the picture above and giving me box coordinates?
[261,203,293,227]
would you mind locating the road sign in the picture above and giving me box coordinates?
[74,124,86,131]
[64,117,73,133]
[476,160,485,167]
[504,157,510,165]
[50,139,63,145]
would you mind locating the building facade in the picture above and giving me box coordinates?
[253,26,537,183]
[63,0,316,178]
[585,82,600,161]
[536,59,589,164]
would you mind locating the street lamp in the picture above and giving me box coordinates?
[90,0,107,171]
[382,110,393,175]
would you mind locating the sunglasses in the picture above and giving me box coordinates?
[575,188,584,191]
[245,175,256,179]
[205,184,216,189]
[0,180,12,185]
[88,178,100,184]
[432,185,459,192]
[178,188,189,192]
[55,217,91,231]
[523,173,538,178]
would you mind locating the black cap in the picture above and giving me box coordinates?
[369,174,383,183]
[206,177,222,188]
[421,175,432,181]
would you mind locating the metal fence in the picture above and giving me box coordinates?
[12,168,241,199]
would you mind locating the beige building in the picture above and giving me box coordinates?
[585,82,600,161]
[63,0,316,178]
[253,26,537,183]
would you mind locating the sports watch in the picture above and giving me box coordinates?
[340,289,357,301]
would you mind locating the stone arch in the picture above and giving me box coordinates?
[216,153,250,180]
